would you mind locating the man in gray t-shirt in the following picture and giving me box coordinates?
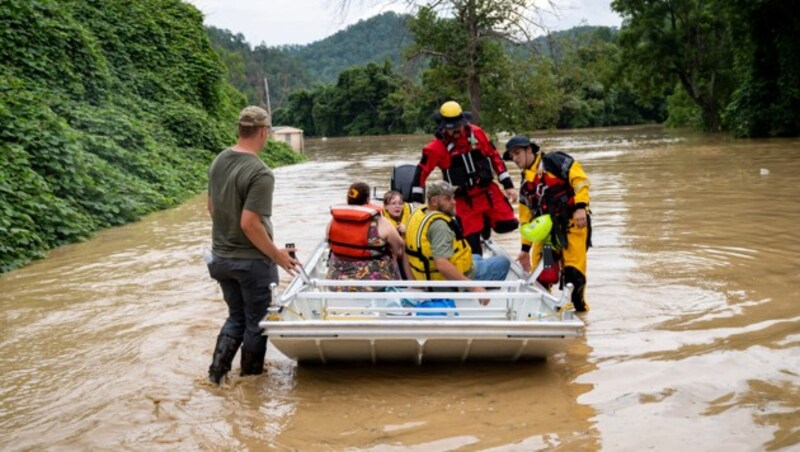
[205,106,300,385]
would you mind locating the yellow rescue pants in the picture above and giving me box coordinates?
[531,219,589,310]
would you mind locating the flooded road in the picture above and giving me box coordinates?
[1,126,798,450]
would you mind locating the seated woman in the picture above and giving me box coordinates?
[382,190,412,237]
[326,182,412,291]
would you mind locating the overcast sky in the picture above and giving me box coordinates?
[185,0,622,47]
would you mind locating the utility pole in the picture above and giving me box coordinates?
[263,76,272,126]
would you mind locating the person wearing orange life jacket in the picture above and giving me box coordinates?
[326,182,411,291]
[504,136,592,312]
[410,101,519,255]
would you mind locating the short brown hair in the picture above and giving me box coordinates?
[347,182,370,205]
[383,190,403,205]
[238,124,267,139]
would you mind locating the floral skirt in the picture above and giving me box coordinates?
[325,254,400,292]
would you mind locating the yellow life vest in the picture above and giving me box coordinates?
[382,202,412,229]
[405,206,473,280]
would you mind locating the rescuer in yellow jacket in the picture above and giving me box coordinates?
[503,136,592,311]
[405,180,511,305]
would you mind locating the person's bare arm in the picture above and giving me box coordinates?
[401,253,413,282]
[379,217,405,257]
[380,217,414,279]
[516,251,531,273]
[433,257,488,305]
[240,209,299,275]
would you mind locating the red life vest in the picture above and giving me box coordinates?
[327,205,388,259]
[521,152,576,220]
[520,152,577,249]
[427,125,494,194]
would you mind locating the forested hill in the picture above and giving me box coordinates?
[282,12,412,83]
[0,0,302,273]
[206,13,614,110]
[206,12,412,108]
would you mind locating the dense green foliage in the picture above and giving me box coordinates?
[274,61,415,136]
[721,0,800,137]
[208,3,663,137]
[206,12,410,109]
[267,24,659,136]
[206,26,314,111]
[282,12,411,84]
[0,0,303,273]
[613,0,799,136]
[211,1,797,138]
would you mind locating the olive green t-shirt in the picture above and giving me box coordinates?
[208,148,274,259]
[429,219,455,259]
[428,218,475,281]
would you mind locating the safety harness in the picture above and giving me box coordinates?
[441,127,494,195]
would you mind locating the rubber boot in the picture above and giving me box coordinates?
[239,348,265,377]
[208,334,241,384]
[563,266,588,312]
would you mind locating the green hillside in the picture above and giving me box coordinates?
[0,0,302,273]
[283,12,412,83]
[206,12,411,109]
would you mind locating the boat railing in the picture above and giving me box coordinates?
[307,279,526,288]
[272,238,575,321]
[297,291,537,300]
[270,282,575,321]
[323,306,508,320]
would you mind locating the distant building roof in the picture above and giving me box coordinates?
[272,126,303,134]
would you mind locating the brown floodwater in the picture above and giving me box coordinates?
[1,126,798,450]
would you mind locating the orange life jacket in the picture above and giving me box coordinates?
[327,205,388,259]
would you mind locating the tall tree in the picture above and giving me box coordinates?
[612,0,735,131]
[401,1,554,125]
[721,0,800,137]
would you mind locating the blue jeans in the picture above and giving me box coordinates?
[472,254,510,281]
[207,257,278,359]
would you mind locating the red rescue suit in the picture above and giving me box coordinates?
[411,124,518,252]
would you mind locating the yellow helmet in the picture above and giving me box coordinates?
[440,101,463,119]
[439,101,466,129]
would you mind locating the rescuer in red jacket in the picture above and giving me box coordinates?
[410,101,519,254]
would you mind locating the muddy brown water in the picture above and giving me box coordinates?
[1,126,798,450]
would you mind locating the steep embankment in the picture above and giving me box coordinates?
[0,0,301,273]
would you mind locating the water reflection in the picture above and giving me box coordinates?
[269,357,597,450]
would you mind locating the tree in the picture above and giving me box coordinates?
[401,1,555,125]
[482,53,562,133]
[612,0,735,131]
[721,0,800,137]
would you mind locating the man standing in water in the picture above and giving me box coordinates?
[206,106,300,384]
[504,136,592,312]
